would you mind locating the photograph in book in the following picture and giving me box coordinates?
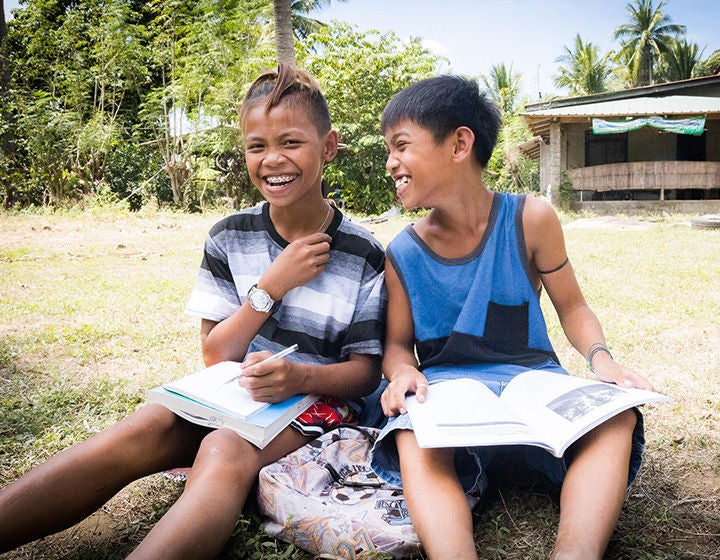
[407,370,671,457]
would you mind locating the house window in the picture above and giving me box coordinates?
[585,131,627,166]
[677,133,706,161]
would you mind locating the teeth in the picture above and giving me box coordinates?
[395,176,409,189]
[266,174,296,185]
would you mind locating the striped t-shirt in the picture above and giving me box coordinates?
[185,202,386,365]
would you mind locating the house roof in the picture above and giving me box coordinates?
[520,74,720,141]
[521,96,720,139]
[523,95,720,118]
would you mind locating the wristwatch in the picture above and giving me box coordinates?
[247,284,280,313]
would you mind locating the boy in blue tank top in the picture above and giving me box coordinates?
[370,75,655,560]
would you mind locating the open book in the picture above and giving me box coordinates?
[147,361,317,449]
[407,370,671,457]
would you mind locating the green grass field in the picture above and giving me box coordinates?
[1,207,718,559]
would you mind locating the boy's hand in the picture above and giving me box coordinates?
[591,352,655,391]
[260,232,332,300]
[381,366,429,417]
[238,350,302,403]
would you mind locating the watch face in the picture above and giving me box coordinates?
[248,286,273,312]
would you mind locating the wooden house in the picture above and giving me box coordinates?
[520,75,720,214]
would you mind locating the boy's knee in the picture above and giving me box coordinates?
[108,404,184,456]
[126,404,178,437]
[196,429,260,475]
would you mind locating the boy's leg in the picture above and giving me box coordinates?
[127,425,311,560]
[551,409,637,560]
[396,430,477,560]
[0,404,207,553]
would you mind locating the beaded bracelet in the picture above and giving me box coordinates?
[587,344,613,375]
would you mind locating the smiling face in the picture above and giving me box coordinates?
[242,99,337,208]
[384,119,454,210]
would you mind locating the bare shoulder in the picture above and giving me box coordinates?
[521,195,568,272]
[522,195,563,240]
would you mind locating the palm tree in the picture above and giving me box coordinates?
[613,0,685,87]
[1,0,7,95]
[273,0,295,65]
[273,0,347,66]
[290,0,344,40]
[554,34,613,96]
[656,37,703,82]
[481,62,522,115]
[696,49,720,77]
[1,0,12,166]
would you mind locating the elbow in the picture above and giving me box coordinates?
[201,347,224,367]
[200,335,227,367]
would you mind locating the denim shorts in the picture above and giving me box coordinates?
[368,362,645,494]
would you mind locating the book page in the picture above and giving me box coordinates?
[407,378,534,449]
[425,378,525,427]
[500,370,672,454]
[406,371,670,454]
[164,361,269,420]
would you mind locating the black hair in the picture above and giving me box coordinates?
[239,64,331,135]
[381,75,502,168]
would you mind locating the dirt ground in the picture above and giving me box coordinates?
[1,209,718,559]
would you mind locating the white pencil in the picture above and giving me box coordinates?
[223,344,299,385]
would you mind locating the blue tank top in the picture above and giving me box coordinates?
[387,192,560,374]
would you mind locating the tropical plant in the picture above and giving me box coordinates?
[273,0,294,65]
[0,0,8,100]
[656,37,703,82]
[481,63,522,115]
[291,0,345,39]
[140,0,269,208]
[613,0,685,87]
[271,0,348,66]
[4,0,154,205]
[478,63,538,195]
[554,34,613,95]
[302,22,443,214]
[0,0,14,208]
[695,49,720,77]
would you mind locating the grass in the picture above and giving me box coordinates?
[1,206,719,559]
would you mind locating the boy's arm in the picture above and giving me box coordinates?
[523,196,653,390]
[238,352,381,403]
[200,232,332,365]
[380,259,429,415]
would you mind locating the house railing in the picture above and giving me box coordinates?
[566,161,720,199]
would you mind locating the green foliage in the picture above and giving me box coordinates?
[613,0,686,87]
[655,37,704,81]
[12,91,77,205]
[553,34,613,95]
[557,171,574,211]
[481,67,538,196]
[4,0,152,206]
[104,142,168,210]
[4,0,713,212]
[481,63,523,115]
[303,22,443,214]
[695,49,720,77]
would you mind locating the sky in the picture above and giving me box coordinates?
[4,0,719,100]
[307,0,720,100]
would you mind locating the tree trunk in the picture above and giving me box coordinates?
[1,0,16,208]
[638,44,654,87]
[0,0,6,74]
[273,0,295,66]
